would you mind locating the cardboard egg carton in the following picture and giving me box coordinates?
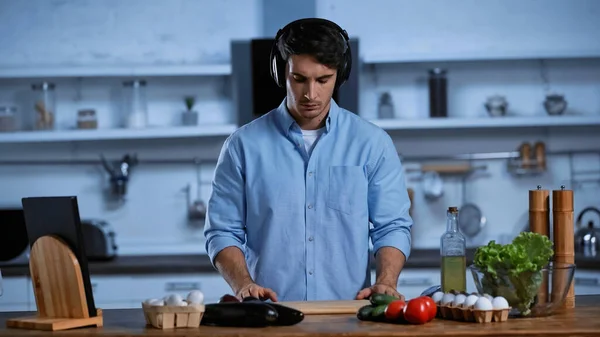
[142,301,205,329]
[436,304,511,323]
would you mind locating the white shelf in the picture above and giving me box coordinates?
[0,64,232,79]
[370,115,600,131]
[0,124,238,143]
[362,49,600,65]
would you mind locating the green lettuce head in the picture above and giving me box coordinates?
[473,232,554,316]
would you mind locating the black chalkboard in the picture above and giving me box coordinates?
[21,196,97,317]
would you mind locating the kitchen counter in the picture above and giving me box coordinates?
[0,295,598,336]
[2,249,600,277]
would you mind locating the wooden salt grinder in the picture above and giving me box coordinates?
[529,185,550,304]
[6,235,103,331]
[552,185,575,310]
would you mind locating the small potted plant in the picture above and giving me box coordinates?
[182,96,198,126]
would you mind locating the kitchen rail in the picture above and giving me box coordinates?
[0,149,599,166]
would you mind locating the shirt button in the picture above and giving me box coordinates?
[309,271,313,275]
[308,236,314,241]
[308,171,313,177]
[307,204,313,209]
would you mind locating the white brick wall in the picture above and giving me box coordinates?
[0,0,261,67]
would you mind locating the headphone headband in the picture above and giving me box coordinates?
[269,18,352,90]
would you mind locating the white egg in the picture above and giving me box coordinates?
[186,290,205,304]
[482,293,494,302]
[462,294,479,308]
[474,296,493,311]
[178,301,188,306]
[431,291,445,304]
[492,296,510,310]
[149,299,164,306]
[144,298,157,305]
[451,294,467,307]
[440,293,455,306]
[165,294,184,306]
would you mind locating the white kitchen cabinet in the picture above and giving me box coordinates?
[25,273,233,310]
[127,273,232,305]
[0,276,30,312]
[372,268,478,300]
[574,270,600,295]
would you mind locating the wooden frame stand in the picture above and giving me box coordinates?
[6,235,103,331]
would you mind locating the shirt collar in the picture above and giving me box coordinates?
[274,98,339,135]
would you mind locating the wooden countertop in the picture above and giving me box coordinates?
[2,249,600,277]
[0,295,599,336]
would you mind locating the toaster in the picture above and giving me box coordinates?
[81,219,118,261]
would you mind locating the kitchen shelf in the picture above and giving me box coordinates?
[0,63,232,79]
[0,124,238,143]
[370,115,600,131]
[362,49,600,65]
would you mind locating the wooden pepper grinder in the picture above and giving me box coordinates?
[552,185,575,310]
[529,185,550,304]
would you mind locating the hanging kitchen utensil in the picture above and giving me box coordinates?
[187,160,207,222]
[422,171,443,201]
[100,153,138,197]
[458,175,486,238]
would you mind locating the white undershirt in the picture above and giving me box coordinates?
[301,127,326,156]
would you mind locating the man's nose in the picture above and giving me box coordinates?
[304,82,317,100]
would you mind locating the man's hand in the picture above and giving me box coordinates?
[235,282,279,302]
[355,283,405,301]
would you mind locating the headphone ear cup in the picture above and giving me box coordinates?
[335,44,352,90]
[276,53,286,88]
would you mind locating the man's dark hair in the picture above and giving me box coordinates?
[276,20,347,71]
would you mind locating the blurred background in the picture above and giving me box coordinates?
[0,0,599,311]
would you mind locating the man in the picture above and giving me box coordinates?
[203,18,413,302]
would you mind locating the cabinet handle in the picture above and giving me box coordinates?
[165,282,201,292]
[575,277,599,286]
[398,278,433,287]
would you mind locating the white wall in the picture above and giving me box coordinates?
[0,0,599,255]
[0,0,261,67]
[318,0,600,61]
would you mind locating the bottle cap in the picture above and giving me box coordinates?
[448,206,458,213]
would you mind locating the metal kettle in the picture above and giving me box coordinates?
[575,207,600,257]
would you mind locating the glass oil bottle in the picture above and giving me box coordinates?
[440,206,467,293]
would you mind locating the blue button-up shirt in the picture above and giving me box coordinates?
[204,99,413,301]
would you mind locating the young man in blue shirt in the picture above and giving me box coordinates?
[204,18,413,302]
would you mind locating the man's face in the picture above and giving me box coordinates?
[285,54,337,129]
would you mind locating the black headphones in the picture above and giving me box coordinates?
[269,18,352,90]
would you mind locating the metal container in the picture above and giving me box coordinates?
[428,68,447,118]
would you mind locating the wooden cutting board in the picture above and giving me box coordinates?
[277,300,370,315]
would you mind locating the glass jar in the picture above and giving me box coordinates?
[77,109,98,129]
[0,105,17,132]
[31,82,56,130]
[122,80,148,128]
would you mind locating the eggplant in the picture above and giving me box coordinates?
[241,297,304,326]
[219,294,241,303]
[201,302,278,327]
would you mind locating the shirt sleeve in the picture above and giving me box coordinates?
[203,135,247,267]
[367,131,413,260]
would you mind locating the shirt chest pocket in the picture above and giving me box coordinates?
[326,166,368,215]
